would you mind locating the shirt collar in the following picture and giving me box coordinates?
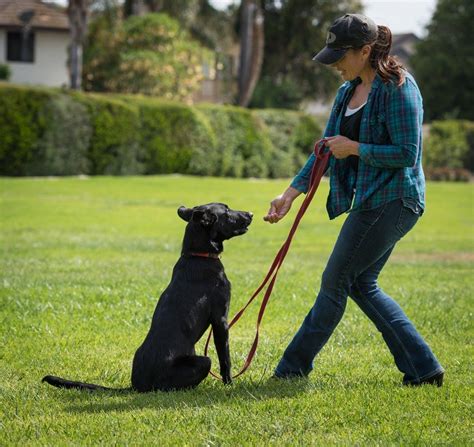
[349,73,383,90]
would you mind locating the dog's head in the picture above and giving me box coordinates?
[178,203,252,251]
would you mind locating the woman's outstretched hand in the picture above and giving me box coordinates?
[264,187,302,224]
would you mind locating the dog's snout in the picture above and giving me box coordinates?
[242,211,253,225]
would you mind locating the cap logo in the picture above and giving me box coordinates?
[326,32,336,44]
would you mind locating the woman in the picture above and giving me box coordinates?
[265,14,444,386]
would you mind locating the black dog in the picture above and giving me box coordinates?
[42,203,253,392]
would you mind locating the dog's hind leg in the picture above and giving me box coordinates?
[156,355,211,391]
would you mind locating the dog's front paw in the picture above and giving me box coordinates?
[222,374,233,385]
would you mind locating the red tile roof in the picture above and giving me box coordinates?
[0,0,69,30]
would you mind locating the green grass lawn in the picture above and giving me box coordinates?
[1,175,473,445]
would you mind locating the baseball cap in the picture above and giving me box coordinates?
[313,14,378,65]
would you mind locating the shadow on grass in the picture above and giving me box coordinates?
[58,375,314,414]
[58,373,397,414]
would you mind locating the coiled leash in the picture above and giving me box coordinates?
[204,139,331,379]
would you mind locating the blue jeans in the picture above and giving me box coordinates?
[275,198,444,384]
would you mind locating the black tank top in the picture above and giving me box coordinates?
[340,104,365,172]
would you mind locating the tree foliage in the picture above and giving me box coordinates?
[249,0,363,109]
[412,0,474,121]
[83,13,212,100]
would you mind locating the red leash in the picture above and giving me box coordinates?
[204,139,331,379]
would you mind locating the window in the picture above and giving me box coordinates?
[7,31,35,63]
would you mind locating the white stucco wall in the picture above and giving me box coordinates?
[0,29,70,87]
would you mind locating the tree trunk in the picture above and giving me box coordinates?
[246,5,264,106]
[68,0,89,90]
[238,0,264,107]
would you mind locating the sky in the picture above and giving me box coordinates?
[358,0,436,37]
[54,0,437,38]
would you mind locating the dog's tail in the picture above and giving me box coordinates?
[42,375,131,392]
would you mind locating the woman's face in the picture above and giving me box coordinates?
[330,45,372,81]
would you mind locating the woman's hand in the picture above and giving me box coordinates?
[264,187,301,224]
[325,135,360,159]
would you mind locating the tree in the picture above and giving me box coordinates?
[250,0,362,109]
[83,13,212,100]
[187,1,236,51]
[68,0,90,90]
[411,0,474,121]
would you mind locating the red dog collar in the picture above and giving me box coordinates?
[189,252,221,259]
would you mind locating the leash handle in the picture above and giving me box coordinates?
[205,139,331,380]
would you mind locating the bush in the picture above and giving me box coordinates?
[225,107,273,178]
[0,84,50,175]
[134,97,216,175]
[424,120,474,170]
[28,94,92,175]
[0,84,145,176]
[84,13,212,101]
[74,94,144,175]
[0,64,11,81]
[198,104,273,178]
[0,83,325,178]
[253,109,322,177]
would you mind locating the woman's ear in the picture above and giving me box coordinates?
[361,44,372,60]
[177,206,193,222]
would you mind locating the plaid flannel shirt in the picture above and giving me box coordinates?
[291,71,426,220]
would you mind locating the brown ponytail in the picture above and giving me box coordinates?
[370,25,406,86]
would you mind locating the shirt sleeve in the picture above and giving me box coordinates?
[358,78,423,169]
[290,84,346,193]
[290,152,316,193]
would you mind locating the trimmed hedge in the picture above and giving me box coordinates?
[34,93,91,175]
[0,83,324,178]
[2,83,473,181]
[73,93,144,175]
[134,97,216,175]
[423,120,474,182]
[424,120,474,170]
[253,109,322,177]
[197,104,273,178]
[0,84,51,175]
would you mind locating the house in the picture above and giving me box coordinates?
[390,33,420,72]
[0,0,70,87]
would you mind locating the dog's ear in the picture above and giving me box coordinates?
[177,206,193,222]
[192,210,216,227]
